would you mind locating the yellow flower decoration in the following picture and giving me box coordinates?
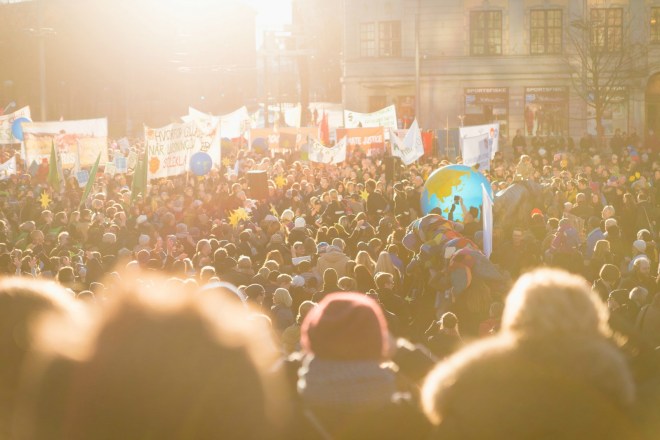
[222,158,232,167]
[629,176,635,182]
[360,190,369,201]
[235,207,250,221]
[635,172,640,178]
[39,192,51,209]
[274,175,287,189]
[228,210,241,228]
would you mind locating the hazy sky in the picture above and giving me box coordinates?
[244,0,291,28]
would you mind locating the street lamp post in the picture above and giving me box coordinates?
[414,0,421,124]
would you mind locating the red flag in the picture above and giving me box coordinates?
[422,130,434,156]
[320,111,330,145]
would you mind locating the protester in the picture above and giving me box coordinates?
[422,269,636,439]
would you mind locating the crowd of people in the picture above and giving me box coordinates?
[0,127,658,439]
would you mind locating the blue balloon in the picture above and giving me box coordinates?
[11,117,31,141]
[189,152,213,176]
[251,137,267,152]
[421,165,493,222]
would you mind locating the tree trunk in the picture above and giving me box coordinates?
[595,105,605,149]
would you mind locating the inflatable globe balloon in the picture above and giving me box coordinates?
[189,152,213,176]
[11,117,31,141]
[421,164,493,222]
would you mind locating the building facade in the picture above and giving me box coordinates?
[343,0,660,140]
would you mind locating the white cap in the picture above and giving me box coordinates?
[294,217,306,228]
[604,218,618,229]
[136,215,148,225]
[292,275,305,287]
[633,240,647,253]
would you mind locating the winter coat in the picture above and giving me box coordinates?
[314,249,350,280]
[424,335,637,440]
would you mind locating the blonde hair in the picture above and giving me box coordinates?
[273,288,292,308]
[502,268,610,338]
[355,251,376,275]
[16,275,290,439]
[374,251,399,280]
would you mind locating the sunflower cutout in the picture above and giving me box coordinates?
[228,210,241,228]
[40,192,51,209]
[274,175,287,189]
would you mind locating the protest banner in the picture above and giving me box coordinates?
[308,137,347,164]
[390,119,424,165]
[127,151,138,169]
[335,127,385,157]
[104,161,116,176]
[459,123,499,171]
[0,156,16,180]
[249,127,318,151]
[114,156,128,174]
[22,118,108,169]
[344,105,397,130]
[0,106,31,144]
[184,106,252,139]
[76,170,89,188]
[145,119,221,180]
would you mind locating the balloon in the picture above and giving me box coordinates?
[251,137,267,153]
[189,152,213,176]
[11,117,31,141]
[421,165,492,221]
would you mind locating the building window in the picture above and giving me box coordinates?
[651,8,660,44]
[470,10,502,56]
[590,8,623,52]
[530,9,562,54]
[360,21,401,58]
[379,21,401,57]
[360,22,376,57]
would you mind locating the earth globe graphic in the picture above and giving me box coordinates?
[421,165,493,222]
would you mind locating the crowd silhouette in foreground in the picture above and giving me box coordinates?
[0,129,658,439]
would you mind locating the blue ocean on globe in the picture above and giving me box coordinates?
[421,164,493,221]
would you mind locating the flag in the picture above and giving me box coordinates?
[482,183,493,258]
[320,111,330,145]
[47,141,60,192]
[390,119,424,165]
[79,152,101,209]
[0,156,16,180]
[130,152,147,205]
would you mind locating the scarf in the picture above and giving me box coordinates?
[297,356,396,411]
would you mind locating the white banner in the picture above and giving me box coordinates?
[459,123,499,171]
[0,156,16,180]
[0,106,31,144]
[184,106,252,139]
[390,119,424,165]
[22,118,108,169]
[344,105,397,130]
[482,183,493,258]
[145,119,221,179]
[308,137,347,164]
